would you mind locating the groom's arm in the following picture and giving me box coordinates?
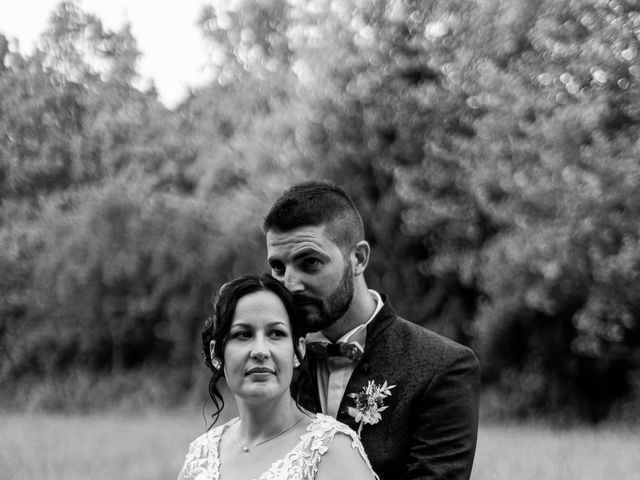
[405,347,480,480]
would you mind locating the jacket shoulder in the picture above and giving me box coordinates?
[383,316,478,367]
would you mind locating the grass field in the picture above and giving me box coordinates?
[472,422,640,480]
[0,410,205,480]
[1,411,638,480]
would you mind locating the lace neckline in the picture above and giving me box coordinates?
[209,414,320,480]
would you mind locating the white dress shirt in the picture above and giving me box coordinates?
[305,290,384,417]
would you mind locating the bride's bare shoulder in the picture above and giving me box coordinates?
[308,416,377,480]
[314,431,377,480]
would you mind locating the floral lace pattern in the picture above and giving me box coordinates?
[177,413,376,480]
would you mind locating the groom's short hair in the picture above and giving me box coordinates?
[263,181,364,250]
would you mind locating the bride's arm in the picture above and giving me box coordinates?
[315,432,378,480]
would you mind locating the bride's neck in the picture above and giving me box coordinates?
[236,397,299,440]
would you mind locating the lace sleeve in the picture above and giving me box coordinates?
[176,429,221,480]
[299,414,378,480]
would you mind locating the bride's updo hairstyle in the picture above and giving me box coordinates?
[202,274,309,426]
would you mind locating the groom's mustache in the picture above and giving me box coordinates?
[292,293,323,307]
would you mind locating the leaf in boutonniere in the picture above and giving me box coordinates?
[347,379,396,436]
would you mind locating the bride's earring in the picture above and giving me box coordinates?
[293,357,300,368]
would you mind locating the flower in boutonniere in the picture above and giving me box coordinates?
[347,380,396,437]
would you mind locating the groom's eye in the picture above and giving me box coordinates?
[301,258,321,271]
[269,261,285,276]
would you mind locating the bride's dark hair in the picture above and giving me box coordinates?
[201,273,312,426]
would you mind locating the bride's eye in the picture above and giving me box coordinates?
[230,329,252,340]
[269,328,288,339]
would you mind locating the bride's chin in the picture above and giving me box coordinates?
[236,385,284,402]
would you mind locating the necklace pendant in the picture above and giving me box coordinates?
[242,446,250,453]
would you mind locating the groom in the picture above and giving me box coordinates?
[264,181,480,480]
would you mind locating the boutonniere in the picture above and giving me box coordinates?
[347,380,396,437]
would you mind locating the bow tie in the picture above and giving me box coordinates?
[306,341,363,362]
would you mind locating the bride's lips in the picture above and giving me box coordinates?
[246,366,275,375]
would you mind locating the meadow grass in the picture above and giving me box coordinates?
[0,409,209,480]
[1,411,638,480]
[471,421,640,480]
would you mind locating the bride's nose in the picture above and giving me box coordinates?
[250,333,270,359]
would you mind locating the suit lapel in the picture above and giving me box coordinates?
[362,295,396,353]
[337,297,397,427]
[300,356,322,413]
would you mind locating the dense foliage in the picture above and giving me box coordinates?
[1,0,639,421]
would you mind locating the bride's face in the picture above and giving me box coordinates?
[222,290,298,405]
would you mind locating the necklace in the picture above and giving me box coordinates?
[230,417,304,453]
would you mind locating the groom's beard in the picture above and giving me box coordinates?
[293,263,354,333]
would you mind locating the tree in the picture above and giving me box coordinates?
[194,0,640,420]
[0,1,201,407]
[387,0,640,420]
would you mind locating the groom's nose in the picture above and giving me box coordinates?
[283,269,304,293]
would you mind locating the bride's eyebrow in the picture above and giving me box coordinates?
[267,321,290,328]
[229,322,252,330]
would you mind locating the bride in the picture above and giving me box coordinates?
[177,274,378,480]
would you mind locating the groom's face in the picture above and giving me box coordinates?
[266,224,354,333]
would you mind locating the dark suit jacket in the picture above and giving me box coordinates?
[302,296,480,480]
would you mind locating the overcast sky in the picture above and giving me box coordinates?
[0,0,212,107]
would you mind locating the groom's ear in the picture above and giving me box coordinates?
[352,240,370,276]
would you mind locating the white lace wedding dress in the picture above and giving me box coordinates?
[177,413,377,480]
